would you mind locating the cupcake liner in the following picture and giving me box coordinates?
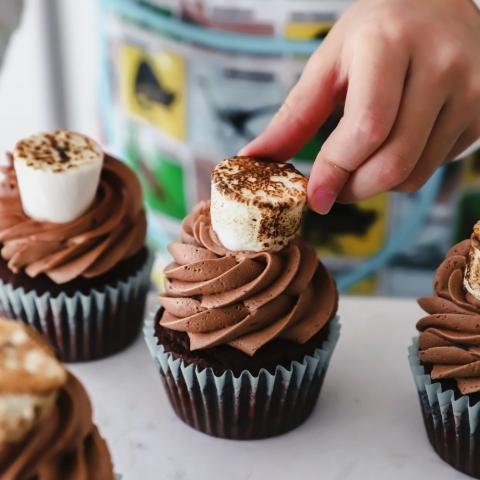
[0,254,153,362]
[409,338,480,478]
[144,311,341,440]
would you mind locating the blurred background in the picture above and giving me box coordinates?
[1,0,479,296]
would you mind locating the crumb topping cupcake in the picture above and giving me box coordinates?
[0,318,114,479]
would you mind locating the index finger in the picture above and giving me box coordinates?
[239,40,342,162]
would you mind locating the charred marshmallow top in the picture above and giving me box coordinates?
[210,156,307,252]
[465,221,480,300]
[13,130,104,223]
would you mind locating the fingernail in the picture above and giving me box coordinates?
[310,187,336,214]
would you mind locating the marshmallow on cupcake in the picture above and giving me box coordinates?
[13,130,103,224]
[464,221,480,300]
[211,156,308,252]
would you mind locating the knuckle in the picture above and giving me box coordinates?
[277,99,310,131]
[353,21,388,46]
[430,62,450,84]
[463,80,480,107]
[378,153,411,189]
[321,152,352,176]
[383,18,410,43]
[354,114,391,147]
[432,44,468,82]
[377,3,415,41]
[277,99,294,120]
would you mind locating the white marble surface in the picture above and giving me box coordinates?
[70,295,470,480]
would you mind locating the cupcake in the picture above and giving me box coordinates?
[410,221,480,477]
[145,156,340,439]
[0,317,114,478]
[0,130,152,362]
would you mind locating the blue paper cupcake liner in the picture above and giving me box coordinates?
[409,337,480,478]
[144,311,341,440]
[0,254,153,362]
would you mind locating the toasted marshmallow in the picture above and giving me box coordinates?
[13,130,103,223]
[211,156,307,252]
[0,319,66,445]
[465,221,480,300]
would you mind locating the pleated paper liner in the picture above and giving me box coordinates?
[145,311,341,440]
[409,338,480,478]
[0,254,153,362]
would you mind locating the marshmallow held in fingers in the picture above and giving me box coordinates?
[211,156,307,252]
[13,130,104,223]
[465,221,480,300]
[0,319,66,446]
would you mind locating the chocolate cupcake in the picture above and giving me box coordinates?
[0,130,152,361]
[145,157,340,439]
[410,221,480,477]
[0,317,114,478]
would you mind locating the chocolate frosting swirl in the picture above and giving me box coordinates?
[159,201,338,356]
[0,154,146,284]
[417,239,480,395]
[0,373,114,480]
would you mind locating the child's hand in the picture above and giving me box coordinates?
[240,0,480,214]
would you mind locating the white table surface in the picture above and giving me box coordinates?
[70,295,470,480]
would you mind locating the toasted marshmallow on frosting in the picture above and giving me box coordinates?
[211,156,307,252]
[465,221,480,300]
[13,130,103,223]
[0,319,66,446]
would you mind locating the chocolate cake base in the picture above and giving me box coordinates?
[0,248,148,296]
[421,362,480,405]
[0,248,151,362]
[418,361,480,478]
[154,308,331,376]
[150,308,339,439]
